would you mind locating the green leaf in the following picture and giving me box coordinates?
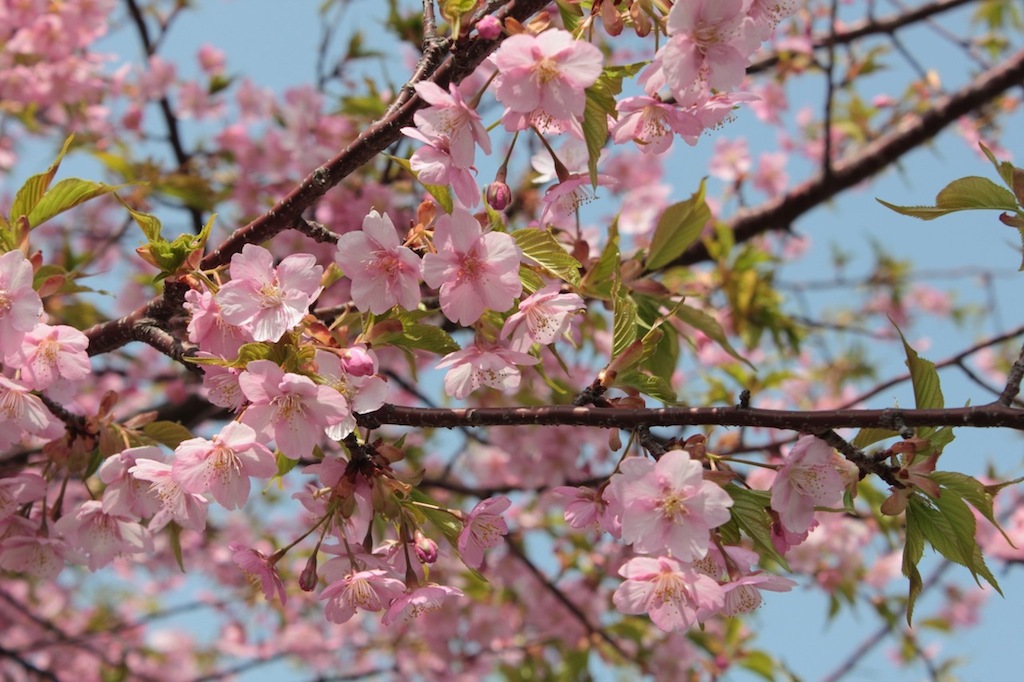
[613,369,676,404]
[897,326,943,410]
[877,176,1019,219]
[555,0,585,34]
[26,178,121,229]
[932,471,1013,546]
[394,322,460,355]
[511,228,582,286]
[10,135,74,222]
[979,142,1018,191]
[902,500,925,624]
[725,486,790,571]
[851,427,899,449]
[675,303,753,369]
[142,421,194,449]
[645,179,710,271]
[121,200,163,242]
[612,281,637,359]
[580,221,619,299]
[168,522,186,572]
[388,156,454,213]
[739,651,777,681]
[582,90,608,187]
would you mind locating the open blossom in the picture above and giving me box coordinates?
[0,472,47,519]
[335,210,421,314]
[0,249,43,359]
[402,126,480,207]
[53,500,151,571]
[551,485,610,531]
[435,342,538,400]
[413,81,491,159]
[770,435,846,534]
[231,543,287,604]
[613,556,725,631]
[494,29,603,125]
[0,533,69,580]
[607,449,733,562]
[314,349,388,440]
[9,323,91,390]
[720,572,797,615]
[216,244,323,342]
[458,496,511,569]
[172,421,276,510]
[421,207,522,325]
[611,96,702,154]
[239,359,349,459]
[0,375,61,449]
[184,288,253,358]
[381,583,464,626]
[129,458,209,531]
[664,0,759,94]
[320,569,406,624]
[500,282,585,352]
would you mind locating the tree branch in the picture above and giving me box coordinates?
[671,47,1024,268]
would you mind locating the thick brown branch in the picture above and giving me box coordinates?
[358,402,1024,431]
[671,47,1024,268]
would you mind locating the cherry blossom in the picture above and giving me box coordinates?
[53,500,151,571]
[313,349,388,440]
[457,495,511,569]
[435,342,538,400]
[0,472,46,519]
[0,533,68,579]
[720,573,797,615]
[172,421,276,510]
[413,81,491,159]
[8,323,90,390]
[613,556,725,631]
[238,359,349,459]
[231,543,287,604]
[0,374,61,448]
[607,449,733,562]
[335,210,421,315]
[216,243,323,343]
[184,288,253,358]
[500,282,585,352]
[770,435,846,535]
[402,126,480,208]
[0,249,43,359]
[493,29,603,126]
[99,446,164,520]
[611,96,703,153]
[420,207,522,325]
[539,173,617,229]
[129,458,209,532]
[664,0,759,94]
[381,584,464,626]
[320,569,406,624]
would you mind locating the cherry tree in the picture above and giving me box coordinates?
[2,0,1024,679]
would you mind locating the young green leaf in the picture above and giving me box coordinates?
[512,228,583,286]
[645,180,710,271]
[877,176,1018,220]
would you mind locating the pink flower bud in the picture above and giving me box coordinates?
[476,15,502,40]
[299,553,319,592]
[414,530,439,564]
[340,346,375,376]
[486,181,512,211]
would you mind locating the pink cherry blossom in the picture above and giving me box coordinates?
[129,458,209,532]
[435,342,538,400]
[313,349,388,440]
[748,0,800,40]
[238,359,349,459]
[421,207,522,325]
[381,583,464,626]
[493,29,603,124]
[0,249,43,359]
[172,421,276,510]
[99,446,164,520]
[413,81,491,159]
[216,243,324,343]
[500,282,585,352]
[611,96,702,154]
[720,572,797,615]
[320,569,406,624]
[53,500,151,571]
[457,495,511,569]
[664,0,759,94]
[335,210,422,314]
[0,533,68,579]
[0,472,46,519]
[539,173,617,229]
[231,542,287,604]
[612,555,725,631]
[752,151,788,195]
[0,375,61,449]
[709,137,751,183]
[607,449,733,561]
[770,435,846,534]
[9,323,91,390]
[402,126,480,208]
[551,485,608,531]
[184,288,254,358]
[200,361,246,411]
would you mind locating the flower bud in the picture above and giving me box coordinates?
[486,181,512,211]
[414,530,439,564]
[340,346,375,376]
[299,553,318,592]
[476,15,502,40]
